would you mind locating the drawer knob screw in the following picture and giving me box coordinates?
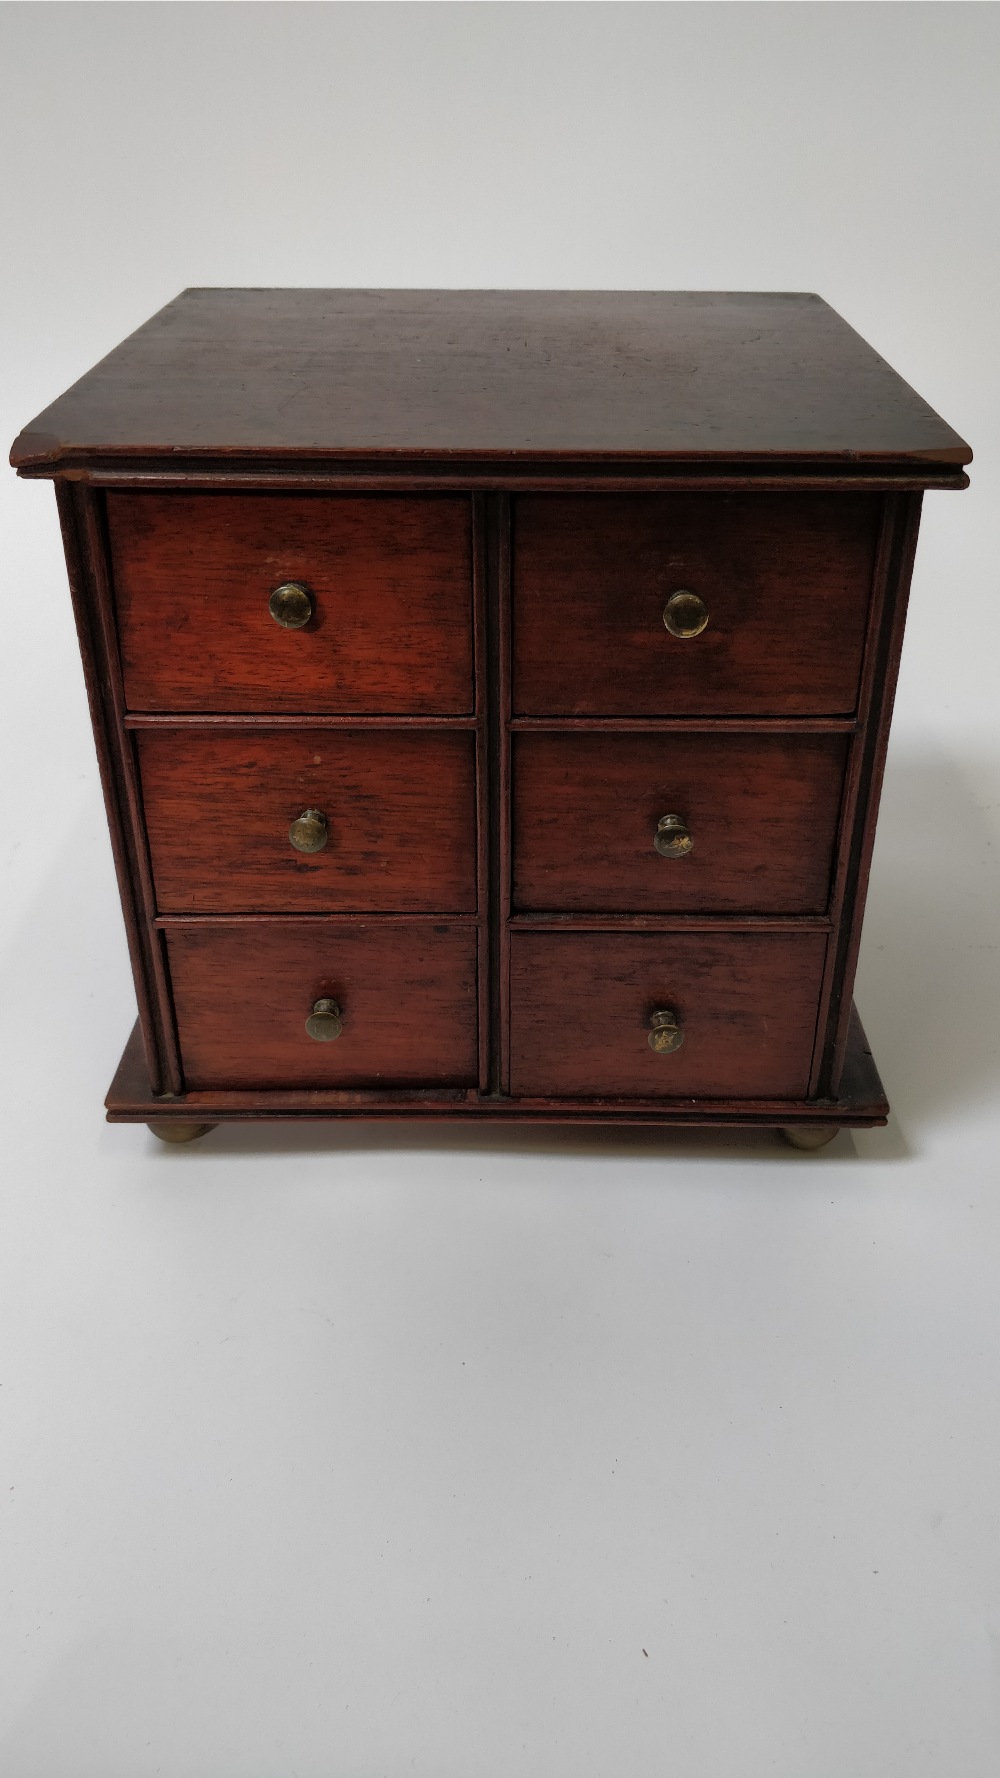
[654,814,693,858]
[289,808,329,853]
[648,1008,684,1054]
[268,581,314,629]
[663,589,709,639]
[305,998,343,1042]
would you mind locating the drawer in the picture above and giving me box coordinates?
[167,922,478,1090]
[109,493,474,713]
[512,493,880,715]
[513,732,847,913]
[509,931,827,1098]
[139,728,477,913]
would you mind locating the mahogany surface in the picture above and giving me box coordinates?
[10,290,971,1139]
[166,922,479,1090]
[109,492,474,713]
[509,931,828,1099]
[11,289,970,470]
[138,727,477,913]
[105,1002,889,1130]
[513,493,880,715]
[512,731,848,913]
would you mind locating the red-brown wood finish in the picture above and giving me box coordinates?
[53,483,172,1094]
[823,492,925,1094]
[471,494,491,1094]
[509,931,828,1099]
[11,292,970,1139]
[11,290,970,472]
[513,493,881,716]
[70,482,186,1093]
[138,727,477,913]
[167,922,478,1090]
[512,731,848,913]
[109,492,474,713]
[106,1002,888,1128]
[495,492,513,1095]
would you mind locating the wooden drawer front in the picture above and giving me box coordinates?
[513,732,847,914]
[509,932,827,1099]
[167,923,478,1090]
[109,493,474,713]
[512,494,880,715]
[139,728,477,914]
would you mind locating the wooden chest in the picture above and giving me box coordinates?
[11,290,971,1148]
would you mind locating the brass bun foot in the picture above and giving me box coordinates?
[780,1124,839,1152]
[147,1120,215,1145]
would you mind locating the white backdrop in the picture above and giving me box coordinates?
[2,6,999,1775]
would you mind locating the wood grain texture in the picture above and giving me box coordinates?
[109,492,473,713]
[496,493,513,1095]
[13,293,970,1138]
[138,728,477,913]
[105,1002,888,1127]
[825,492,925,1093]
[54,484,171,1093]
[75,490,186,1092]
[512,731,848,913]
[513,492,881,715]
[509,931,827,1099]
[11,290,971,471]
[472,494,491,1093]
[167,922,478,1090]
[61,465,970,494]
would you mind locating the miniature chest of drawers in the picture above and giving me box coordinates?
[11,290,971,1147]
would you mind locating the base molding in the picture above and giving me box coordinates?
[106,1004,888,1135]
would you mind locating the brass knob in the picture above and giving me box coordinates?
[663,589,709,639]
[654,814,693,859]
[268,581,314,629]
[305,998,342,1042]
[648,1008,684,1054]
[289,808,329,854]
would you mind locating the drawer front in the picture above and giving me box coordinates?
[513,732,847,913]
[167,923,478,1090]
[139,728,477,914]
[509,931,827,1098]
[109,493,474,713]
[513,494,880,715]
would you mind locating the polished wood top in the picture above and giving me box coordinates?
[11,288,971,473]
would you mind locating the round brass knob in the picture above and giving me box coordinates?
[654,814,693,859]
[268,581,314,629]
[648,1008,684,1054]
[289,808,329,854]
[663,589,709,639]
[305,998,342,1042]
